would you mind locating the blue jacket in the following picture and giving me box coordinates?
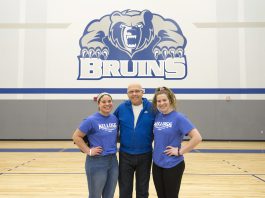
[114,98,155,154]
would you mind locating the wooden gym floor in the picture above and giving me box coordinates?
[0,141,264,198]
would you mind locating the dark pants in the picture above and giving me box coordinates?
[152,161,185,198]
[119,151,152,198]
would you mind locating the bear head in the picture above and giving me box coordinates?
[109,9,154,57]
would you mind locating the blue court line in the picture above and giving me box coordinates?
[0,148,264,153]
[0,148,62,152]
[192,149,265,153]
[0,88,265,94]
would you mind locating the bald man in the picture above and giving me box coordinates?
[114,83,155,198]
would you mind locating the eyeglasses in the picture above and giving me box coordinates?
[127,89,143,94]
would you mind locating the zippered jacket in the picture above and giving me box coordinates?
[114,98,155,154]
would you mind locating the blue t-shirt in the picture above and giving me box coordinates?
[79,112,118,156]
[153,111,195,168]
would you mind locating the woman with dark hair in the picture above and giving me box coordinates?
[72,92,118,198]
[152,87,202,198]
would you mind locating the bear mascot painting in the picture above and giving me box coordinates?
[78,9,187,80]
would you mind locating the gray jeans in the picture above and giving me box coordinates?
[85,154,118,198]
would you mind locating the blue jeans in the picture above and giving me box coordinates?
[85,154,118,198]
[119,151,152,198]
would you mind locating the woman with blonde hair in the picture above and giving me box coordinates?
[152,87,202,198]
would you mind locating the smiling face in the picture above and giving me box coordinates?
[98,95,113,116]
[156,93,173,114]
[127,84,144,106]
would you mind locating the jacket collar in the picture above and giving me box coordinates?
[125,97,148,107]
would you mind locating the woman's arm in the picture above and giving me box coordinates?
[72,129,90,154]
[179,128,202,155]
[164,128,202,156]
[72,128,103,156]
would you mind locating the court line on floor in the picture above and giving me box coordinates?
[221,159,265,183]
[1,172,264,176]
[252,175,265,182]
